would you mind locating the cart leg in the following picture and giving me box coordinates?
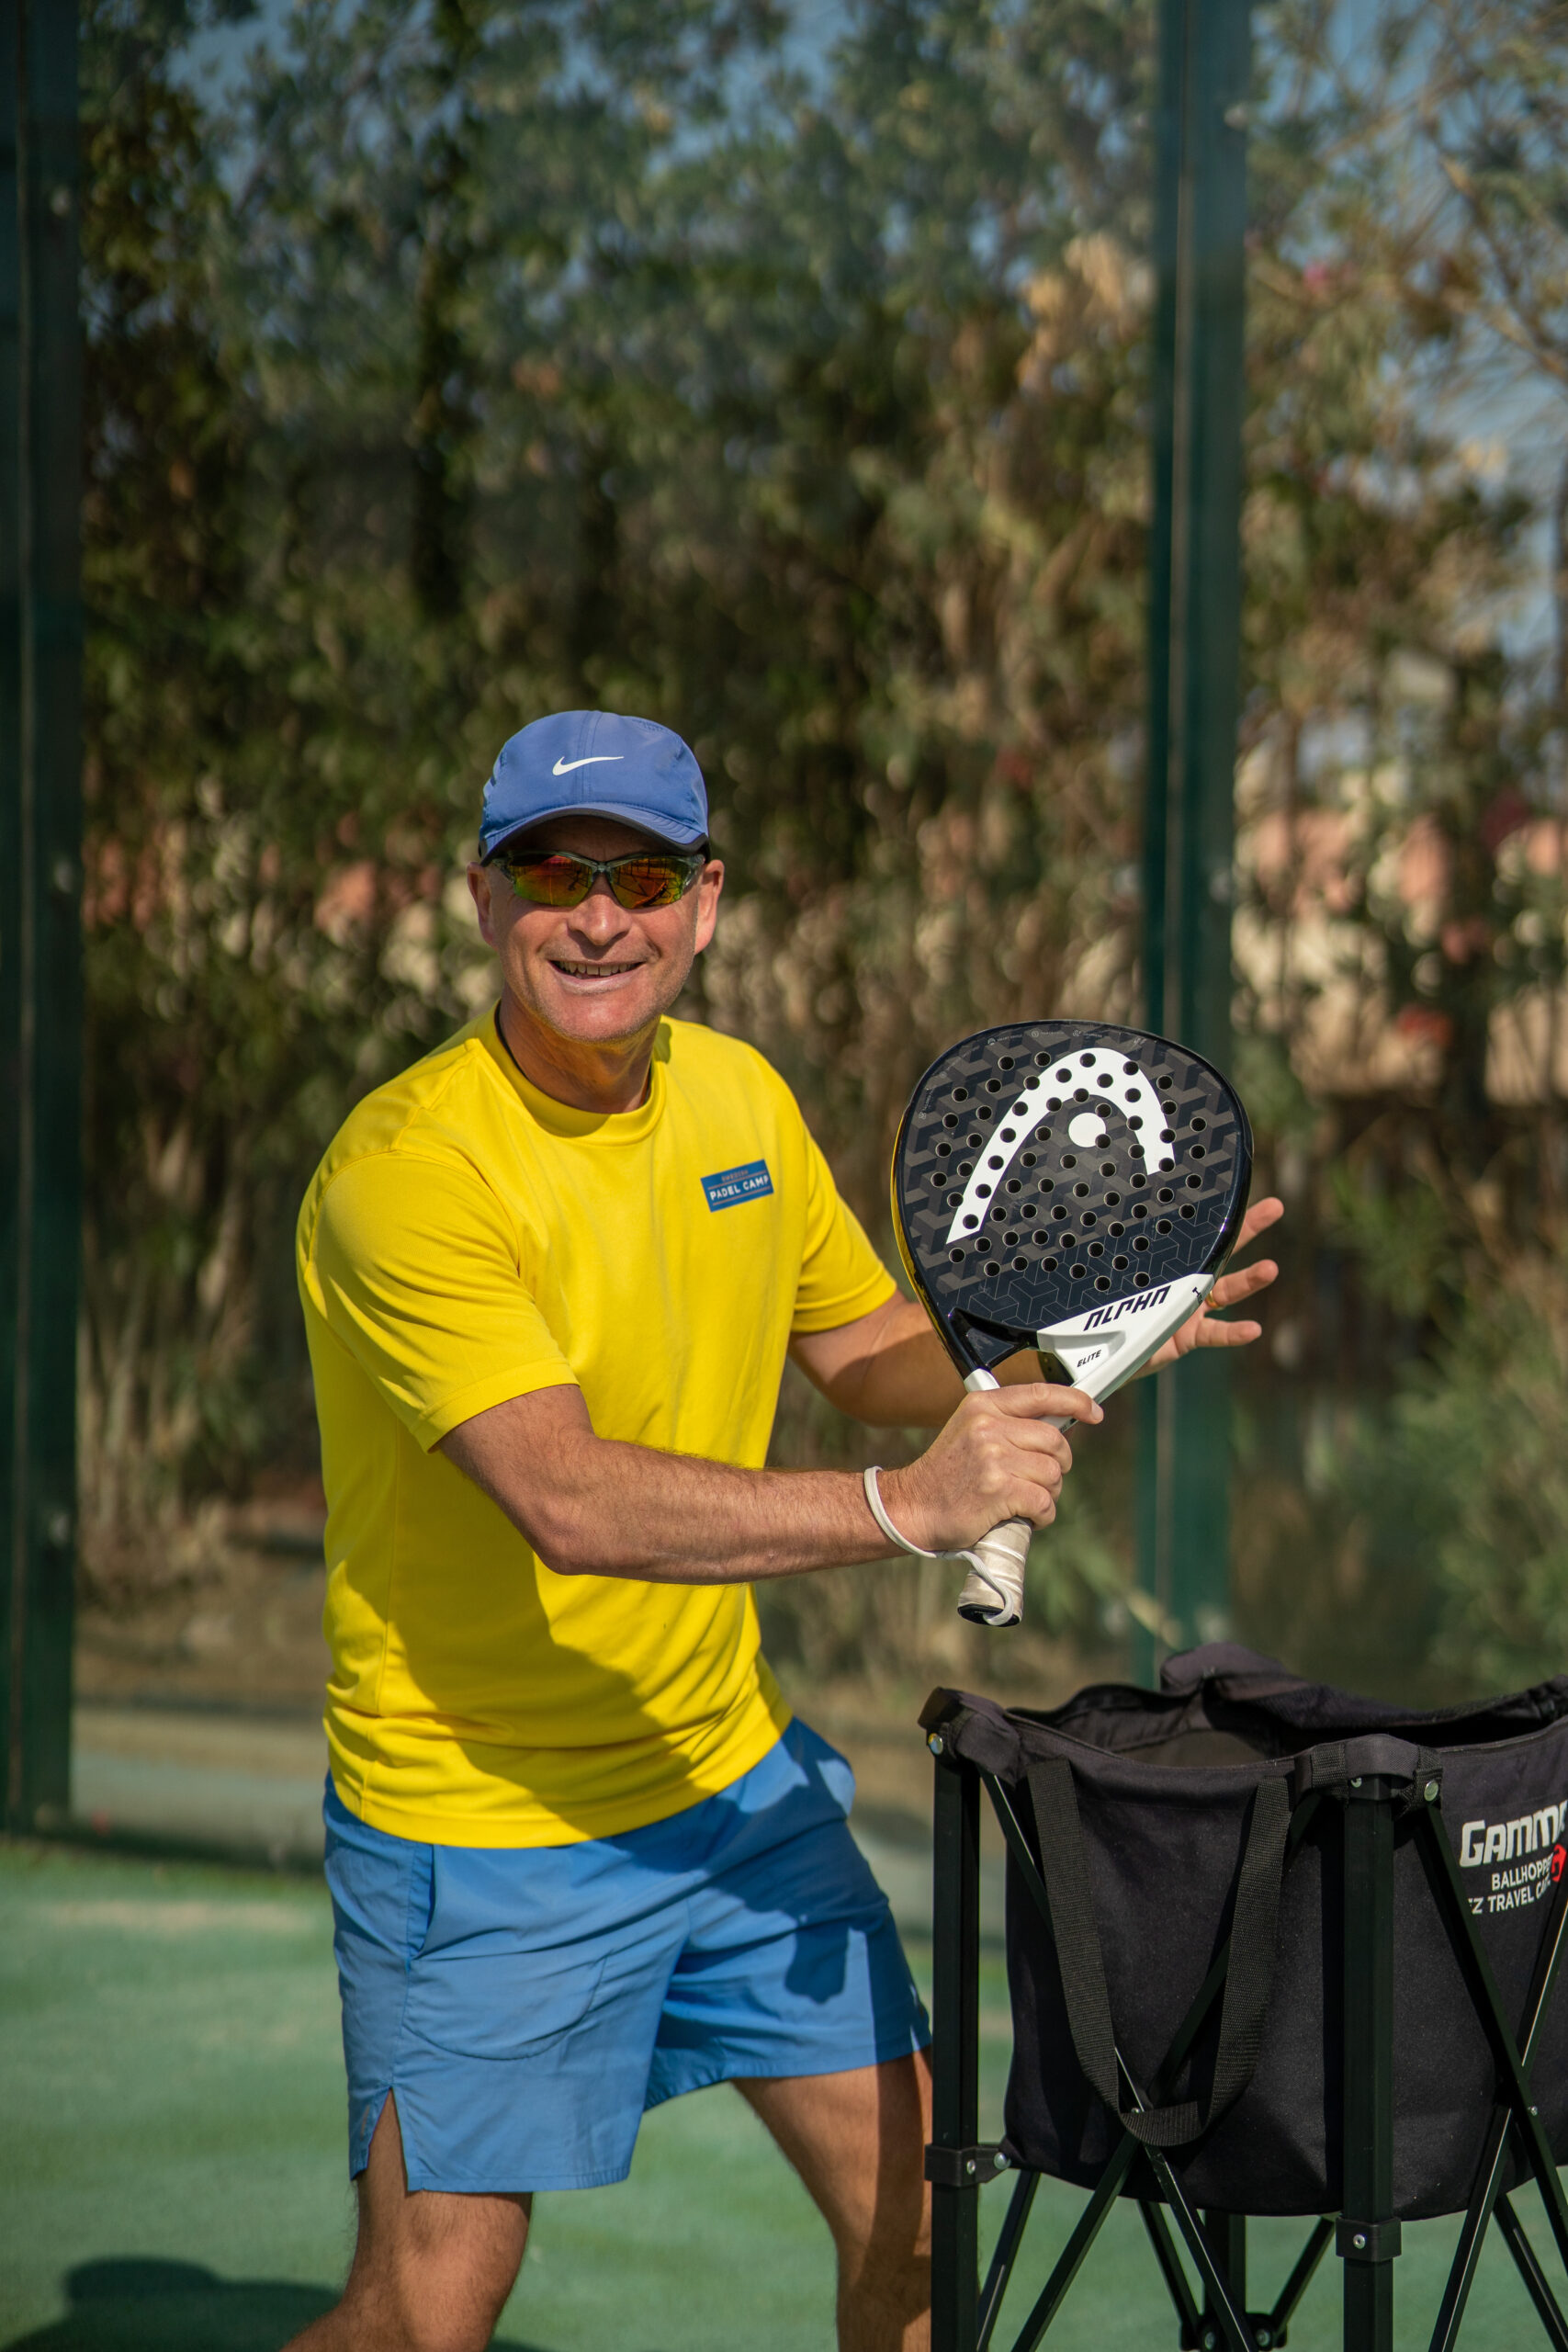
[1201,2211,1247,2349]
[1340,1781,1399,2352]
[930,1747,983,2352]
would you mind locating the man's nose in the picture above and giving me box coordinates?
[570,876,628,938]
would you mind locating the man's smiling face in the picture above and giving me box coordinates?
[468,814,724,1052]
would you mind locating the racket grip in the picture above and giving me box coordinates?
[953,1378,1077,1630]
[956,1520,1032,1627]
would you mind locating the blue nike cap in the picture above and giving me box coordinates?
[479,711,709,860]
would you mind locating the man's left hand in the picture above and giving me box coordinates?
[1141,1195,1285,1374]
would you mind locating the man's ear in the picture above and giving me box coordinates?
[468,862,499,947]
[694,857,724,954]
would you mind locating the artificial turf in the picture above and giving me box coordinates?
[2,1839,1564,2349]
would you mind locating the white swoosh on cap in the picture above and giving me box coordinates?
[552,754,626,775]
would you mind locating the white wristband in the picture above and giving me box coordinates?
[863,1466,953,1562]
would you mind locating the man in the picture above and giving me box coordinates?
[288,709,1281,2352]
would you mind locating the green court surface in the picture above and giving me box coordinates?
[3,1840,1565,2351]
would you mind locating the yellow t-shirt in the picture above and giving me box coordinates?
[296,1007,895,1847]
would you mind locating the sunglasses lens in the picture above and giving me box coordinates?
[504,854,592,906]
[611,858,694,910]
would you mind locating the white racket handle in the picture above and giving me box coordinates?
[954,1367,1076,1627]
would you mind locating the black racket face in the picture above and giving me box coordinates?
[893,1022,1253,1375]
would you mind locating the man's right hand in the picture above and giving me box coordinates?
[877,1383,1100,1554]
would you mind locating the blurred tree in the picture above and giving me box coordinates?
[76,0,1568,1690]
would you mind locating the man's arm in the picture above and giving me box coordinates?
[438,1376,1100,1584]
[789,1195,1288,1427]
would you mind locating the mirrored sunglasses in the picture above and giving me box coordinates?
[491,846,707,911]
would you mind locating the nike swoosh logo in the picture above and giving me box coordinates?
[552,754,626,775]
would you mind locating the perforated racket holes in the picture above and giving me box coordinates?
[1190,1115,1207,1130]
[1134,1272,1151,1287]
[1186,1174,1202,1189]
[952,1087,969,1102]
[949,1249,964,1262]
[1011,1256,1027,1272]
[1112,1254,1129,1270]
[1043,1254,1059,1272]
[943,1114,958,1128]
[1133,1235,1149,1250]
[1157,1219,1172,1234]
[1180,1204,1195,1218]
[998,1055,1015,1069]
[1094,1276,1111,1291]
[1157,1187,1174,1203]
[1070,1264,1087,1280]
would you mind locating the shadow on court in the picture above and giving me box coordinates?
[3,2257,633,2352]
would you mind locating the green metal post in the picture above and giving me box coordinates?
[0,0,81,1833]
[1134,0,1251,1683]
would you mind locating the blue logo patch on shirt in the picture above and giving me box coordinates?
[701,1159,774,1211]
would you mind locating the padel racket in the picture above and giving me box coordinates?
[890,1021,1252,1625]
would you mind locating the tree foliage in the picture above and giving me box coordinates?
[79,0,1568,1684]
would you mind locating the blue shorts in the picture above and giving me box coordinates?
[324,1718,931,2192]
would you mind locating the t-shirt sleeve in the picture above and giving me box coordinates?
[789,1123,898,1334]
[301,1148,579,1449]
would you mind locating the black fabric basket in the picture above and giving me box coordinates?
[931,1643,1568,2219]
